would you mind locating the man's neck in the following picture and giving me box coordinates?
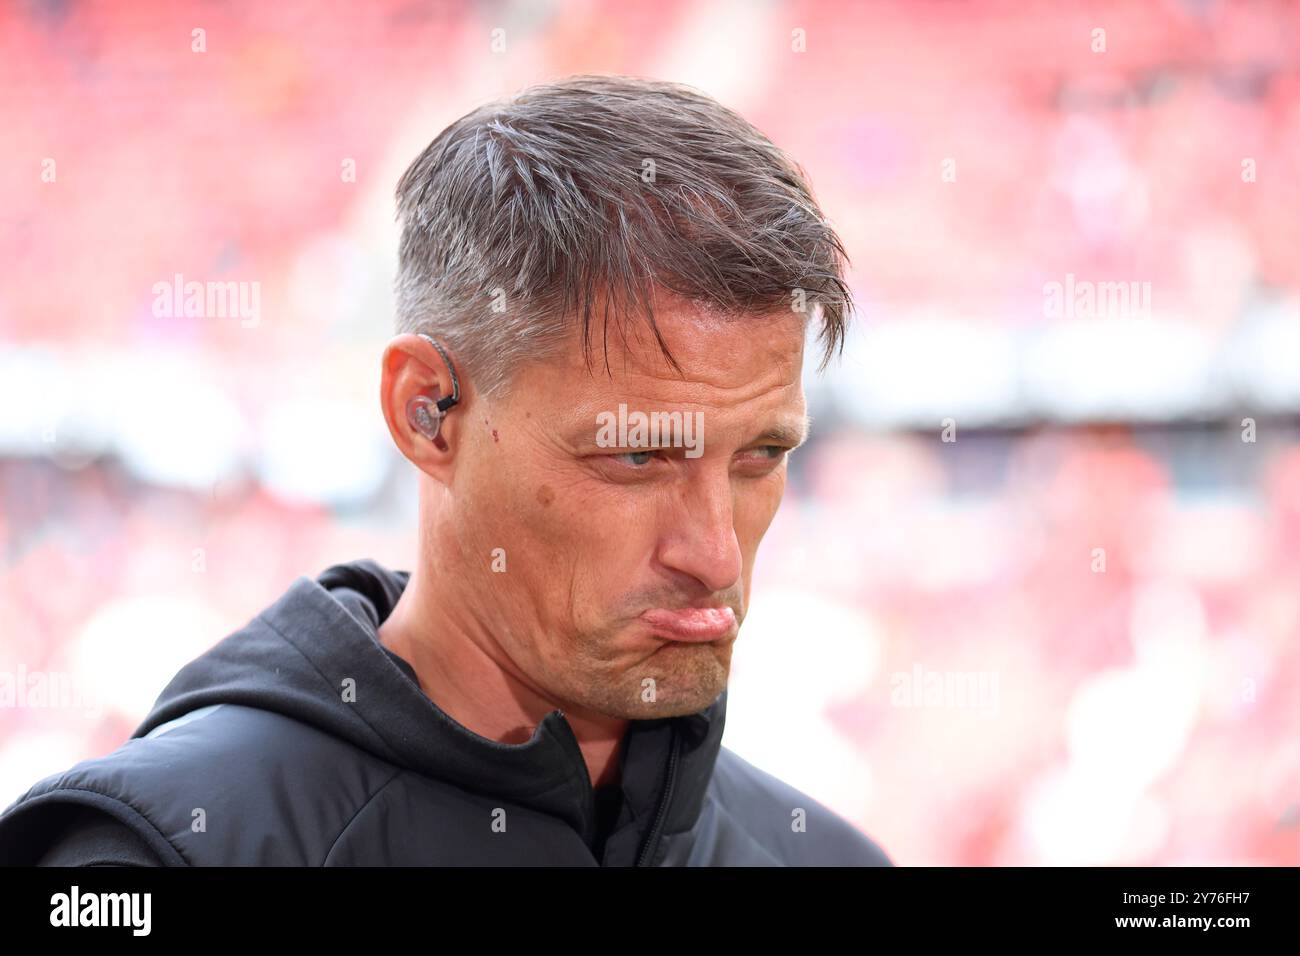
[377,568,629,790]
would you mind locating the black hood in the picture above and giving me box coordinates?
[131,558,729,849]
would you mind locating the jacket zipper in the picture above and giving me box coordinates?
[635,727,681,866]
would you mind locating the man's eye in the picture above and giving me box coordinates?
[612,450,656,467]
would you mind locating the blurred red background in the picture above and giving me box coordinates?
[1,0,1298,865]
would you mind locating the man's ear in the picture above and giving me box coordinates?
[379,333,467,482]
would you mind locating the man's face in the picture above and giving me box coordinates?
[448,299,808,719]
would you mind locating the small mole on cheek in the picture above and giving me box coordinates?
[525,412,531,419]
[536,484,555,507]
[492,429,499,443]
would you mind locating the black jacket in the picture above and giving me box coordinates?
[0,559,892,866]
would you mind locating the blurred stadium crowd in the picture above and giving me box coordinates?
[1,0,1298,864]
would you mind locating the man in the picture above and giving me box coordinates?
[0,75,891,866]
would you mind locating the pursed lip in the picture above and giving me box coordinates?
[639,606,737,642]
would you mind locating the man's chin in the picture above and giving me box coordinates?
[598,660,729,719]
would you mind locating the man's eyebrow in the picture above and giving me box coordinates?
[567,411,812,449]
[752,415,811,449]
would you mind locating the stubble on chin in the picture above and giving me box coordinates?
[568,641,731,720]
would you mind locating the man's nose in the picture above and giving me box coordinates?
[654,470,744,594]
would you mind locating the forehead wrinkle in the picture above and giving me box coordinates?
[591,369,799,418]
[599,337,803,403]
[562,296,806,391]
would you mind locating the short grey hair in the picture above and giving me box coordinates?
[394,73,853,400]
